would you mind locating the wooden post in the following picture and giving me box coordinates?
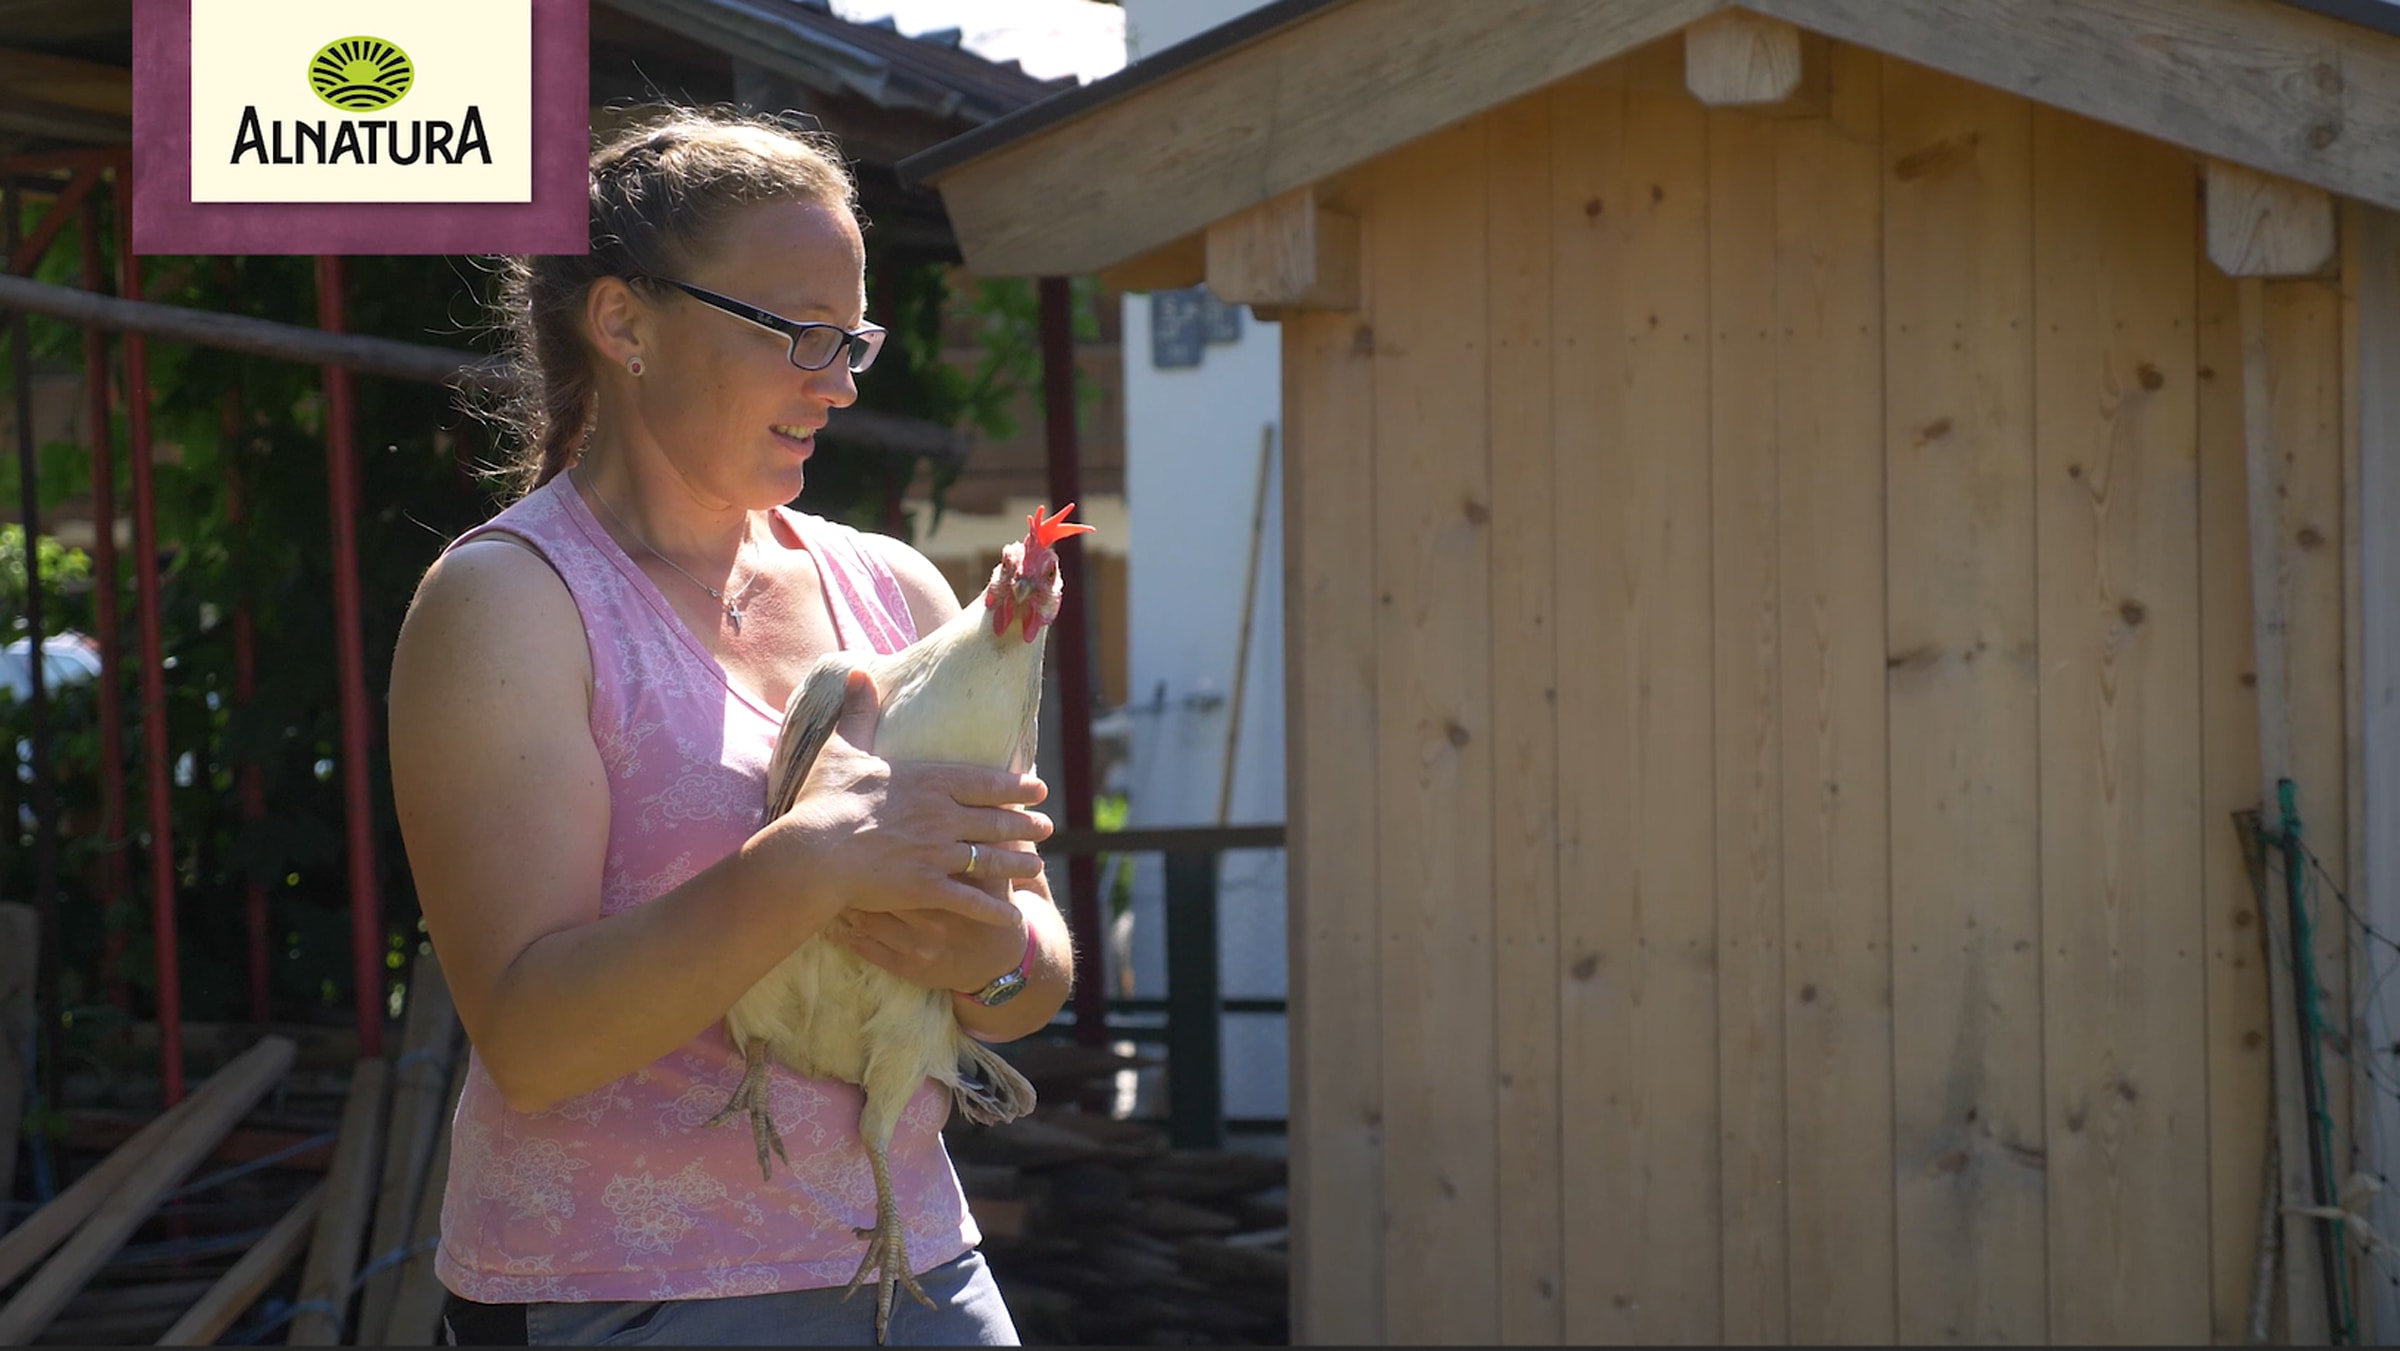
[288,1057,391,1345]
[0,1035,295,1344]
[354,954,459,1345]
[1163,850,1223,1150]
[0,903,31,1217]
[2239,275,2332,1344]
[382,1056,468,1347]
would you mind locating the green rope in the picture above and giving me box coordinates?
[2276,779,2358,1344]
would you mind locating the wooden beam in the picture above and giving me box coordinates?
[927,0,1723,275]
[381,1058,467,1348]
[1682,10,1824,112]
[0,1036,296,1344]
[2208,160,2337,277]
[1097,233,1205,293]
[1205,188,1360,312]
[1737,0,2400,214]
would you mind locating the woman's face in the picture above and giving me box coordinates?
[616,197,867,508]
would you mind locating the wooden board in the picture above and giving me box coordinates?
[2195,182,2276,1347]
[1554,41,1723,1343]
[2352,199,2400,1348]
[1880,57,2047,1343]
[287,1057,391,1345]
[1548,56,1634,1345]
[1705,97,1788,1346]
[2028,105,2210,1342]
[1772,40,1896,1344]
[1366,110,1500,1345]
[1483,87,1564,1347]
[2269,268,2355,1338]
[1281,284,1384,1345]
[155,1184,323,1346]
[932,0,1721,276]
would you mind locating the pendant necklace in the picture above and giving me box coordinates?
[577,469,758,633]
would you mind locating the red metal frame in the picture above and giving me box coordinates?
[1037,277,1108,1045]
[111,171,184,1104]
[77,200,133,1013]
[222,383,272,1025]
[315,256,386,1055]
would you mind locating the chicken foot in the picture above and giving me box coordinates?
[704,1040,788,1181]
[841,1134,934,1343]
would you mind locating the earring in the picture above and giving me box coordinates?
[627,355,645,377]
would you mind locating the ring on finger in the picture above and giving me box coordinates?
[962,842,981,877]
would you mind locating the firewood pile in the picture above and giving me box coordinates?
[955,1042,1290,1346]
[0,954,1286,1345]
[0,952,464,1347]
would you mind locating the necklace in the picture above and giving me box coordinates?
[576,469,758,633]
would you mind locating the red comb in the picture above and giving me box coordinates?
[1026,502,1096,549]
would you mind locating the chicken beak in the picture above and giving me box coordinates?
[1011,578,1036,606]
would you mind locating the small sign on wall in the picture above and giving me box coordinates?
[1150,286,1245,369]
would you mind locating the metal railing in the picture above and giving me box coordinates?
[1038,824,1286,1148]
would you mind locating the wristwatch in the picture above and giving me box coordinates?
[961,921,1038,1008]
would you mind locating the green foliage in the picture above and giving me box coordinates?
[0,525,90,633]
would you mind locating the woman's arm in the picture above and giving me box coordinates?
[389,538,1046,1113]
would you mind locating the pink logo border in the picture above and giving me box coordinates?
[132,0,589,256]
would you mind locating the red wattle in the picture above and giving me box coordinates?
[991,598,1011,636]
[1021,607,1041,644]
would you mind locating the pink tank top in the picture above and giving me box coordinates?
[433,473,978,1303]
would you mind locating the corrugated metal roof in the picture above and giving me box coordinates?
[600,0,1072,126]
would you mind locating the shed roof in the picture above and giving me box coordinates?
[899,0,2400,277]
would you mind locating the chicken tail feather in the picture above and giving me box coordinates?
[950,1036,1036,1127]
[767,656,867,817]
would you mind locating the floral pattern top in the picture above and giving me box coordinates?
[432,472,975,1303]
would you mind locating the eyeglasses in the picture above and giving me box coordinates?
[638,276,887,374]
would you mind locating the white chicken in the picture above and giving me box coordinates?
[713,502,1094,1341]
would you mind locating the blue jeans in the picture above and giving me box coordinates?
[498,1250,1019,1346]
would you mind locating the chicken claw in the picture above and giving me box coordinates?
[842,1137,934,1342]
[705,1041,788,1181]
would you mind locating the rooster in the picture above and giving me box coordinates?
[713,502,1095,1341]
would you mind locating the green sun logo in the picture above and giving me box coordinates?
[308,37,413,113]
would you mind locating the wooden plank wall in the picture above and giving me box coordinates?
[1285,36,2357,1346]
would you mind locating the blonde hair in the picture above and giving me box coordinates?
[486,105,858,495]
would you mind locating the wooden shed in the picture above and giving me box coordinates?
[901,0,2400,1342]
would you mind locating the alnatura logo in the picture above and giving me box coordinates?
[189,0,530,205]
[310,37,414,112]
[229,33,488,168]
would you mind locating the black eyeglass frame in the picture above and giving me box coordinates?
[635,276,887,374]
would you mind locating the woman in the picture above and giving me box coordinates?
[386,105,1068,1346]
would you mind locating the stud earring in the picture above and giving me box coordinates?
[627,355,645,377]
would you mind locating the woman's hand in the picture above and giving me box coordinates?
[826,886,1032,994]
[751,670,1049,933]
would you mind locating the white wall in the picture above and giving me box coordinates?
[1118,0,1288,1127]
